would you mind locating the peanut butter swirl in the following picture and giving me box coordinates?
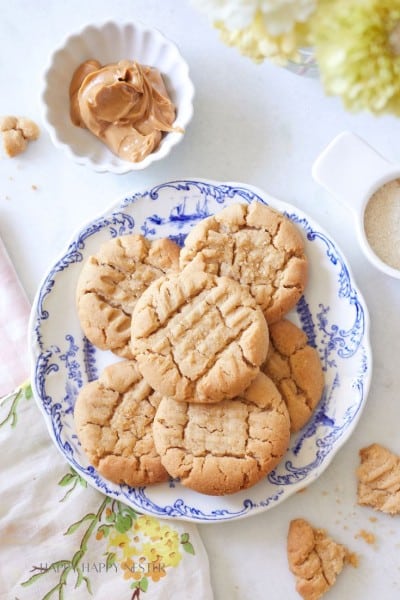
[69,59,180,162]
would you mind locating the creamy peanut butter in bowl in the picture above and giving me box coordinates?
[41,21,194,173]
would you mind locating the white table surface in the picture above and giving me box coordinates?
[2,2,400,599]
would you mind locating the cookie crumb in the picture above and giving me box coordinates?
[355,529,376,545]
[347,552,359,568]
[368,516,377,523]
[0,115,40,157]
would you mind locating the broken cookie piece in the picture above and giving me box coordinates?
[357,443,400,515]
[0,115,40,157]
[287,518,349,600]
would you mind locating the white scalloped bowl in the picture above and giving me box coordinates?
[40,21,194,173]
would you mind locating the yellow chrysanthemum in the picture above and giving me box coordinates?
[216,9,311,64]
[312,0,400,114]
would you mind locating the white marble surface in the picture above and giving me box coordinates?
[1,2,400,598]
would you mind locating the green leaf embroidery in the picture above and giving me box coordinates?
[82,575,92,594]
[58,473,75,487]
[116,501,138,520]
[0,381,32,429]
[24,383,33,399]
[21,561,70,587]
[182,541,195,555]
[71,549,84,570]
[115,513,132,533]
[78,474,87,488]
[131,577,149,592]
[64,513,96,535]
[41,582,63,600]
[58,468,87,502]
[21,497,110,598]
[74,566,84,589]
[105,552,116,570]
[21,496,190,598]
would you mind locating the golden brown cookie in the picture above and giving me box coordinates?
[76,233,180,358]
[262,319,324,432]
[287,518,349,600]
[357,443,400,515]
[179,201,308,324]
[130,269,269,404]
[74,359,168,487]
[153,372,290,495]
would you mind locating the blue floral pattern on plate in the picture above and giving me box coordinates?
[30,179,372,523]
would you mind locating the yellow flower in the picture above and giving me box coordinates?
[135,515,161,538]
[108,530,128,548]
[106,515,184,587]
[312,0,400,114]
[107,530,138,560]
[140,538,182,568]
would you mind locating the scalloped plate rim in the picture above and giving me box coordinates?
[29,177,372,522]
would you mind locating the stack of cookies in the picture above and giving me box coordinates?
[74,201,324,496]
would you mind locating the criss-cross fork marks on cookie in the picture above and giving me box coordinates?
[76,234,180,358]
[131,270,269,404]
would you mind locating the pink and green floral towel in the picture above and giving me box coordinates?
[0,238,213,600]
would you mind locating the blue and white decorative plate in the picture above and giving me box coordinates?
[29,179,372,523]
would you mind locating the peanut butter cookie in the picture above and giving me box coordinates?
[357,443,400,515]
[262,319,324,432]
[130,269,269,404]
[179,201,308,324]
[76,233,180,358]
[153,372,290,495]
[74,359,168,486]
[287,518,349,600]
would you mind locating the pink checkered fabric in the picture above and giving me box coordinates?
[0,237,30,396]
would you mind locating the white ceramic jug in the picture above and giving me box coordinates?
[312,131,400,280]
